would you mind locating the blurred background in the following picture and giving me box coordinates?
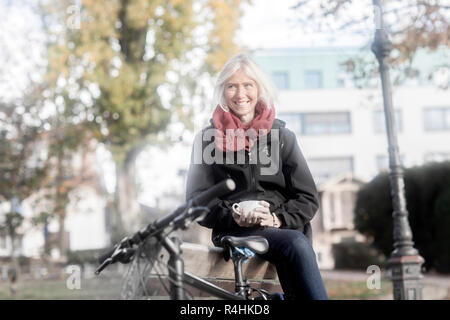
[0,0,449,299]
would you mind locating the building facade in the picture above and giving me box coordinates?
[0,140,111,269]
[254,46,450,269]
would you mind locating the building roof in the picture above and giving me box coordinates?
[317,172,366,192]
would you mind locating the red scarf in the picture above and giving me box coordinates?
[212,101,275,152]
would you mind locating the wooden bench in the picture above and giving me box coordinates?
[180,242,278,280]
[147,242,282,298]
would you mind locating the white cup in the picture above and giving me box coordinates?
[232,200,263,216]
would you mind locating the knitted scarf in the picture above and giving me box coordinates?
[212,101,275,152]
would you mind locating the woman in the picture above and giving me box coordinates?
[186,53,328,300]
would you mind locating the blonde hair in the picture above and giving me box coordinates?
[212,53,277,111]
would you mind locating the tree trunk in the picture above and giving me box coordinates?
[43,218,50,257]
[58,213,67,261]
[114,154,141,236]
[8,230,19,297]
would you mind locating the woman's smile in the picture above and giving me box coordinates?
[225,69,259,125]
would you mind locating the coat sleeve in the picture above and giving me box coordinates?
[273,129,319,230]
[185,131,238,230]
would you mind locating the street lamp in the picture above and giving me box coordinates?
[371,0,424,300]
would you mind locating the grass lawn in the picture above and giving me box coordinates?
[324,278,392,300]
[0,276,392,300]
[0,276,123,300]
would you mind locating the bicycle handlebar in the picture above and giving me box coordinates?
[153,178,236,231]
[96,179,236,273]
[97,237,132,270]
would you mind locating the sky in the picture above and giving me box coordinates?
[0,2,46,102]
[236,0,369,49]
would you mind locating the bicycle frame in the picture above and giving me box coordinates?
[183,271,245,300]
[96,180,270,300]
[159,234,246,300]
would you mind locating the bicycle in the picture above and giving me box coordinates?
[95,179,283,300]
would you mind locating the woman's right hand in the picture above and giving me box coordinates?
[232,208,262,227]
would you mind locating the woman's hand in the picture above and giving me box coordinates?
[232,207,262,227]
[254,201,282,228]
[232,201,282,228]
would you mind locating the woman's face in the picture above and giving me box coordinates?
[224,69,259,124]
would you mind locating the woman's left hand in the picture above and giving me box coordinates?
[254,201,282,228]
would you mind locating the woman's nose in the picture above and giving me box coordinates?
[236,86,246,98]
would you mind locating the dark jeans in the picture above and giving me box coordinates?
[214,227,329,300]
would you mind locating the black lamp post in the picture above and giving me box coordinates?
[371,0,424,300]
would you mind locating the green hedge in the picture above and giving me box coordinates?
[355,161,450,273]
[67,248,105,265]
[332,242,385,270]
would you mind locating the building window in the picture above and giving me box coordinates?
[0,236,6,250]
[307,157,354,183]
[341,191,356,228]
[341,236,357,243]
[329,193,336,224]
[376,154,405,172]
[323,189,357,230]
[279,112,352,135]
[424,107,450,131]
[278,112,302,134]
[302,112,351,135]
[272,71,290,90]
[373,109,403,133]
[305,70,323,89]
[336,68,354,88]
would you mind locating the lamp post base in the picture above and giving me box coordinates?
[388,254,425,300]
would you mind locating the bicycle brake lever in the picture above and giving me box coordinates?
[95,258,112,275]
[95,246,136,275]
[191,206,209,223]
[116,247,136,264]
[173,206,210,230]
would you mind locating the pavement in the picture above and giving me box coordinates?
[320,269,450,300]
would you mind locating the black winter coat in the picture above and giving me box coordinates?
[186,119,319,243]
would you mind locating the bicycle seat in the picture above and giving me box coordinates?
[220,236,269,255]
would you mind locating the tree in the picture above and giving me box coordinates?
[0,0,97,261]
[204,0,249,74]
[354,161,450,273]
[38,0,196,237]
[291,0,449,88]
[40,0,250,240]
[45,111,97,260]
[0,88,50,290]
